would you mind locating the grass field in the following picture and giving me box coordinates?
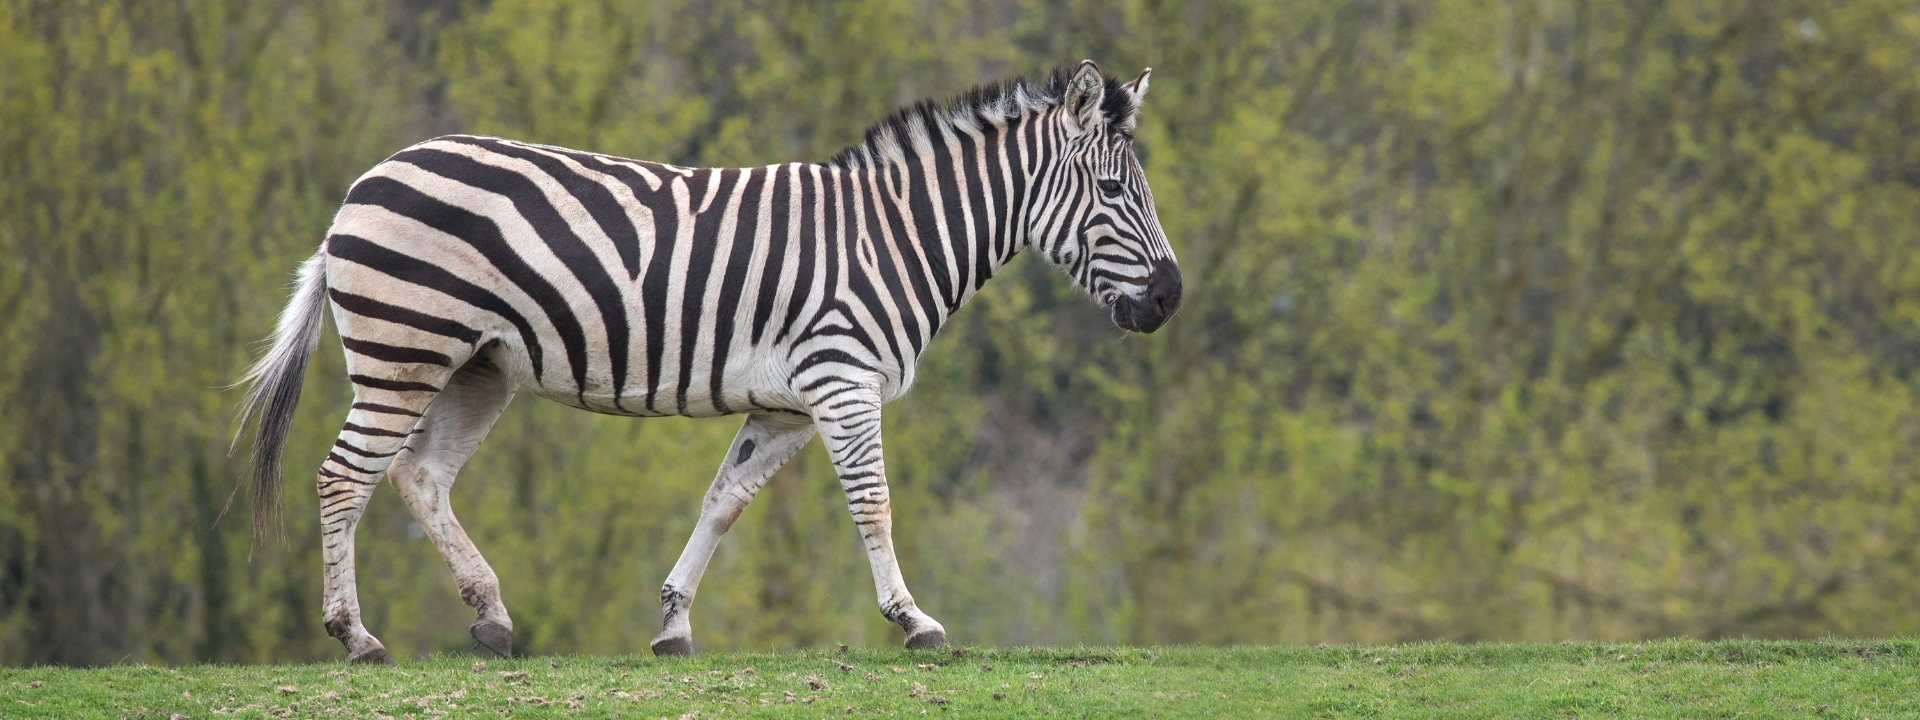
[3,639,1916,718]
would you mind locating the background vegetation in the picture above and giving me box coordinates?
[5,0,1920,666]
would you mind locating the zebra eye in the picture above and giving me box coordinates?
[1098,179,1123,198]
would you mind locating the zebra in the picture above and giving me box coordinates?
[234,60,1181,663]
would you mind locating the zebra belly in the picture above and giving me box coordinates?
[520,351,804,420]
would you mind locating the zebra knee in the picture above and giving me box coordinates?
[842,480,890,512]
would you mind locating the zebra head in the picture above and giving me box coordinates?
[1036,60,1182,334]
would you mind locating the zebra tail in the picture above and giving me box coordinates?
[226,251,328,548]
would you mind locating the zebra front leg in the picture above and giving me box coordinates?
[318,393,437,664]
[810,389,949,649]
[651,413,815,656]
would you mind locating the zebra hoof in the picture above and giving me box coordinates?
[650,636,695,657]
[349,646,396,665]
[472,621,513,658]
[904,629,949,650]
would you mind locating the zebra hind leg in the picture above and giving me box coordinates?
[385,349,519,657]
[317,382,443,664]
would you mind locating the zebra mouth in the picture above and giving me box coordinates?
[1110,260,1182,333]
[1112,297,1168,333]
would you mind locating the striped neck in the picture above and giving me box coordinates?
[821,106,1051,355]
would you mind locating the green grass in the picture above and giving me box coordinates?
[3,639,1917,718]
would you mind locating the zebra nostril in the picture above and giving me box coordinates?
[1148,282,1178,317]
[1142,260,1183,321]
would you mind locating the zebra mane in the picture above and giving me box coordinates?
[826,65,1139,168]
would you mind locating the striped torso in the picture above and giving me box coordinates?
[321,134,1023,419]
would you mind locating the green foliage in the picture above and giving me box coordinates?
[5,0,1920,666]
[5,640,1920,717]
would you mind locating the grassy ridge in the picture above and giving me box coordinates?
[3,639,1916,718]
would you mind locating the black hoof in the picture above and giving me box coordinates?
[904,629,949,650]
[651,636,694,657]
[349,646,395,665]
[472,620,513,658]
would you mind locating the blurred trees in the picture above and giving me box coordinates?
[3,0,1919,665]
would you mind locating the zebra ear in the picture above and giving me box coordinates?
[1122,68,1150,105]
[1063,59,1106,136]
[1116,68,1151,134]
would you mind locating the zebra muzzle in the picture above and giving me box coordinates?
[1113,259,1182,333]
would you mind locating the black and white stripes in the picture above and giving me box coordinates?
[235,60,1180,662]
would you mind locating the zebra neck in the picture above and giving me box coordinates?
[823,112,1045,355]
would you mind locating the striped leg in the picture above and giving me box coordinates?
[385,351,518,657]
[811,389,949,649]
[651,413,815,656]
[318,384,440,664]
